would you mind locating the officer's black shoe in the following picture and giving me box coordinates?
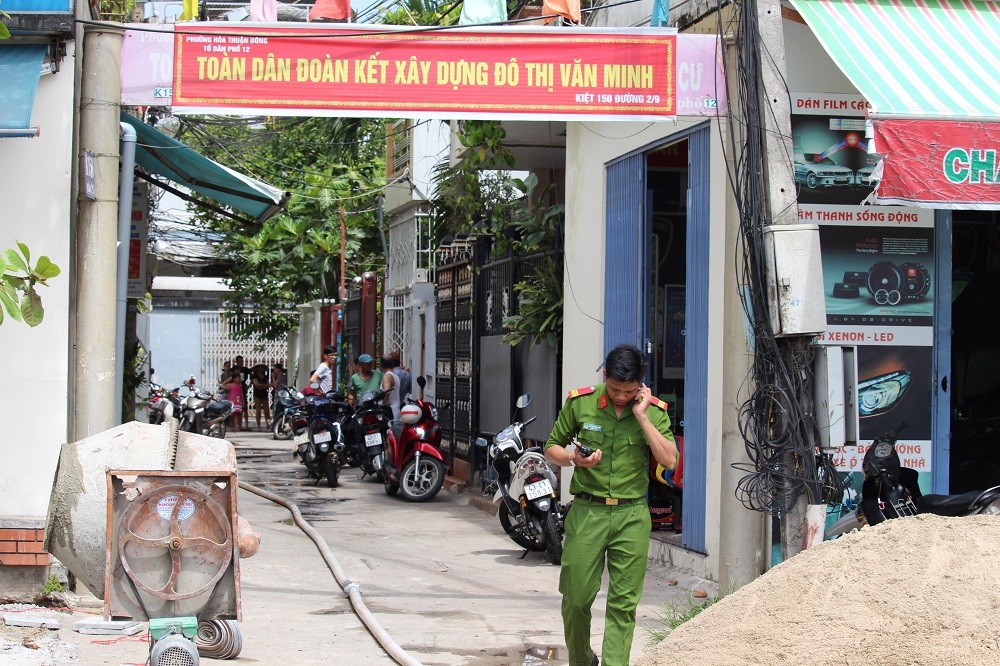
[590,656,599,666]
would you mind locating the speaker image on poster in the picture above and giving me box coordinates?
[818,225,934,326]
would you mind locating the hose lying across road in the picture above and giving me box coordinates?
[238,480,423,666]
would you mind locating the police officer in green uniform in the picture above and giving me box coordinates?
[545,344,677,666]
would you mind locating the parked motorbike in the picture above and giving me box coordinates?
[827,422,1000,538]
[474,393,566,564]
[271,384,306,440]
[383,376,447,502]
[177,378,233,438]
[342,388,390,480]
[147,383,180,425]
[294,390,349,487]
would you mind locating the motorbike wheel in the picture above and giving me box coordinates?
[498,503,544,552]
[323,454,340,487]
[399,457,445,502]
[543,512,563,565]
[272,413,291,440]
[215,422,227,440]
[383,469,399,496]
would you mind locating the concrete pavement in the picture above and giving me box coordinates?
[27,429,716,665]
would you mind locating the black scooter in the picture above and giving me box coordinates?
[294,391,349,487]
[342,388,390,480]
[827,422,1000,538]
[271,384,305,440]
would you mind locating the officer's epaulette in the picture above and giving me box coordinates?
[567,386,596,399]
[650,396,669,411]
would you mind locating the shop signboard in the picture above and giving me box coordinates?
[872,119,1000,211]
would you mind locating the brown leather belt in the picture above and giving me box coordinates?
[575,492,644,506]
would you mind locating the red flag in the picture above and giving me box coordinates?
[543,0,580,23]
[309,0,350,21]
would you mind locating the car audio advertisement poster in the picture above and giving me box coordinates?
[792,93,934,493]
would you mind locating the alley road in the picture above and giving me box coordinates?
[60,430,711,665]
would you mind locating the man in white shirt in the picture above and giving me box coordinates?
[379,355,401,420]
[309,345,337,394]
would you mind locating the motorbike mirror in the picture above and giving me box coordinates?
[515,393,531,409]
[417,375,427,389]
[474,437,488,448]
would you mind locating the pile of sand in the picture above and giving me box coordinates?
[636,514,1000,666]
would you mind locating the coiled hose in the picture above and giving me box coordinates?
[238,481,422,666]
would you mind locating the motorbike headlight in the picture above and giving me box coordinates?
[979,499,1000,516]
[413,427,427,439]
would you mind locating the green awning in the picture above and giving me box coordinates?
[121,112,287,223]
[788,0,1000,120]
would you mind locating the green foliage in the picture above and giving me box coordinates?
[498,173,565,348]
[123,339,148,421]
[429,120,517,238]
[1,241,61,327]
[41,575,65,595]
[381,0,461,25]
[646,586,732,646]
[0,9,10,40]
[171,116,387,340]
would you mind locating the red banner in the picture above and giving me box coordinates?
[873,119,1000,210]
[173,25,676,121]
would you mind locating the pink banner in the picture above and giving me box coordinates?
[874,119,1000,211]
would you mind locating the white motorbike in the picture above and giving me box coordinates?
[177,377,233,439]
[475,394,566,564]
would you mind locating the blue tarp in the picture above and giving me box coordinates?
[0,44,47,136]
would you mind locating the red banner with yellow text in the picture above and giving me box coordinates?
[173,25,677,121]
[872,119,1000,211]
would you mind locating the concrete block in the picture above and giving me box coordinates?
[2,614,61,629]
[74,618,144,635]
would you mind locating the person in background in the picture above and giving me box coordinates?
[309,346,337,394]
[251,364,272,431]
[347,353,382,405]
[379,355,401,420]
[219,360,232,386]
[233,355,251,430]
[223,368,244,432]
[271,360,287,388]
[544,344,677,666]
[389,351,412,400]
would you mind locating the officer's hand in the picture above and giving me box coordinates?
[632,383,652,416]
[576,448,602,468]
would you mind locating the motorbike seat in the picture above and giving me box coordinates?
[205,399,232,415]
[918,490,986,517]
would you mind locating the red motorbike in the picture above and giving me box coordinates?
[383,377,448,502]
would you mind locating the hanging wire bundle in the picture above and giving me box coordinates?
[723,0,842,516]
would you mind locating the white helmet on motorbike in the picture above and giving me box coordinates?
[400,403,421,424]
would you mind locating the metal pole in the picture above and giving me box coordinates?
[114,122,136,425]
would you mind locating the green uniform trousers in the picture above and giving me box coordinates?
[559,499,651,666]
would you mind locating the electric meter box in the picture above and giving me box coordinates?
[763,224,827,336]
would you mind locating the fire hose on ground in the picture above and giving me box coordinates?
[237,480,422,666]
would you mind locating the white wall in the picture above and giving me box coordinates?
[148,309,204,389]
[0,46,77,519]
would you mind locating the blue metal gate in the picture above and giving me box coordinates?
[604,153,649,359]
[602,124,711,554]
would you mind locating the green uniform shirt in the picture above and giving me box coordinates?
[349,370,384,397]
[545,384,674,500]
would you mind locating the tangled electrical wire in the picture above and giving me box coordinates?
[724,0,842,516]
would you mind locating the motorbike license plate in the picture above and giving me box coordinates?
[364,433,383,447]
[313,430,332,444]
[524,479,553,500]
[293,432,310,445]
